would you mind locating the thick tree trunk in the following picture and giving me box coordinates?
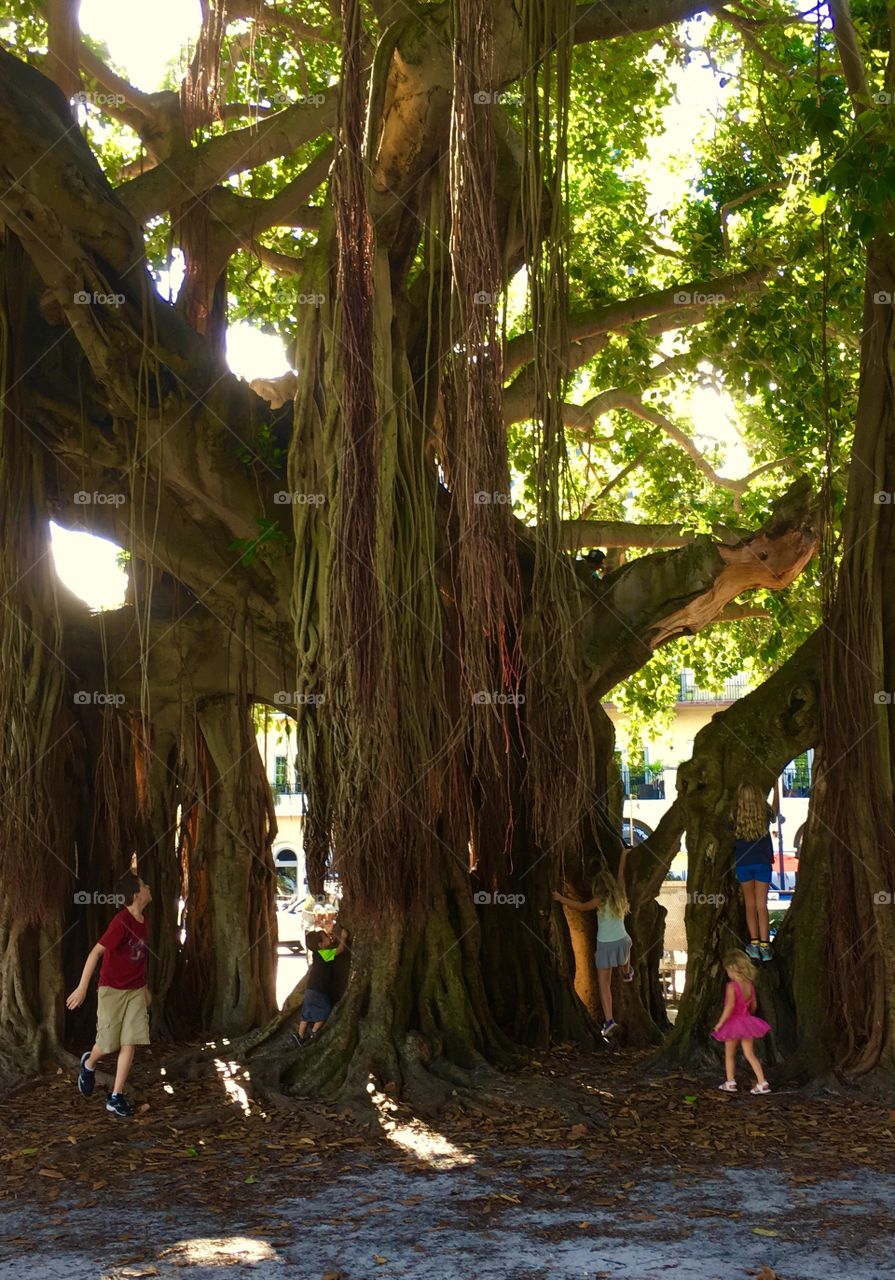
[0,908,66,1082]
[788,237,895,1082]
[174,697,278,1035]
[270,855,522,1112]
[659,632,821,1065]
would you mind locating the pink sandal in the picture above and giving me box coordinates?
[718,1080,738,1092]
[750,1081,771,1095]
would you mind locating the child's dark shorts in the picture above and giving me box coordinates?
[301,989,332,1022]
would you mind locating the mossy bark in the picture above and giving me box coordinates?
[659,633,821,1066]
[173,697,278,1035]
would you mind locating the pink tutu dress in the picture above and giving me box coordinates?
[711,980,771,1041]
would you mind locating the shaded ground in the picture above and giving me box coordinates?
[1,1047,894,1279]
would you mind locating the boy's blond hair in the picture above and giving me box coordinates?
[735,782,772,841]
[723,948,758,985]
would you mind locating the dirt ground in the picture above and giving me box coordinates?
[1,1045,894,1280]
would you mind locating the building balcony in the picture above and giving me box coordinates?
[677,675,751,704]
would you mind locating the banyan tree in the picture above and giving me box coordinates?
[1,0,894,1100]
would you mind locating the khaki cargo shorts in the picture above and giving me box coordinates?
[96,986,150,1053]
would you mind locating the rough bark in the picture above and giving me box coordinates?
[658,631,821,1065]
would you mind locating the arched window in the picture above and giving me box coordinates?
[274,848,299,895]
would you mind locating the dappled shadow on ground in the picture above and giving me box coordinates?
[1,1047,894,1278]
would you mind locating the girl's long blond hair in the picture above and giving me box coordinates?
[723,948,758,985]
[592,862,628,919]
[734,782,772,841]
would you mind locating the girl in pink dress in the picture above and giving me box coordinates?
[712,949,772,1094]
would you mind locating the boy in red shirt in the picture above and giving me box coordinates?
[66,872,152,1118]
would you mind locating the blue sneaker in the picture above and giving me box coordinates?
[601,1019,618,1040]
[759,942,773,963]
[106,1092,135,1118]
[78,1051,95,1098]
[745,942,761,960]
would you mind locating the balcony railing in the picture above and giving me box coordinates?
[782,757,812,797]
[678,675,751,703]
[621,766,666,800]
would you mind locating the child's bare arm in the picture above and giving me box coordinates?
[336,927,349,955]
[712,985,736,1033]
[65,943,105,1009]
[617,847,630,888]
[552,891,601,911]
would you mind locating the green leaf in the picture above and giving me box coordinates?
[808,190,832,216]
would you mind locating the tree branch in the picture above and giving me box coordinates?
[560,520,751,550]
[587,477,820,697]
[573,1,729,43]
[718,8,796,78]
[613,393,791,499]
[226,0,340,45]
[828,0,870,115]
[117,91,338,223]
[46,0,80,100]
[504,266,776,378]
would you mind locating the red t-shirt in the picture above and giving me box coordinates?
[98,909,148,990]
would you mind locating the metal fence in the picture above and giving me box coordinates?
[678,674,752,703]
